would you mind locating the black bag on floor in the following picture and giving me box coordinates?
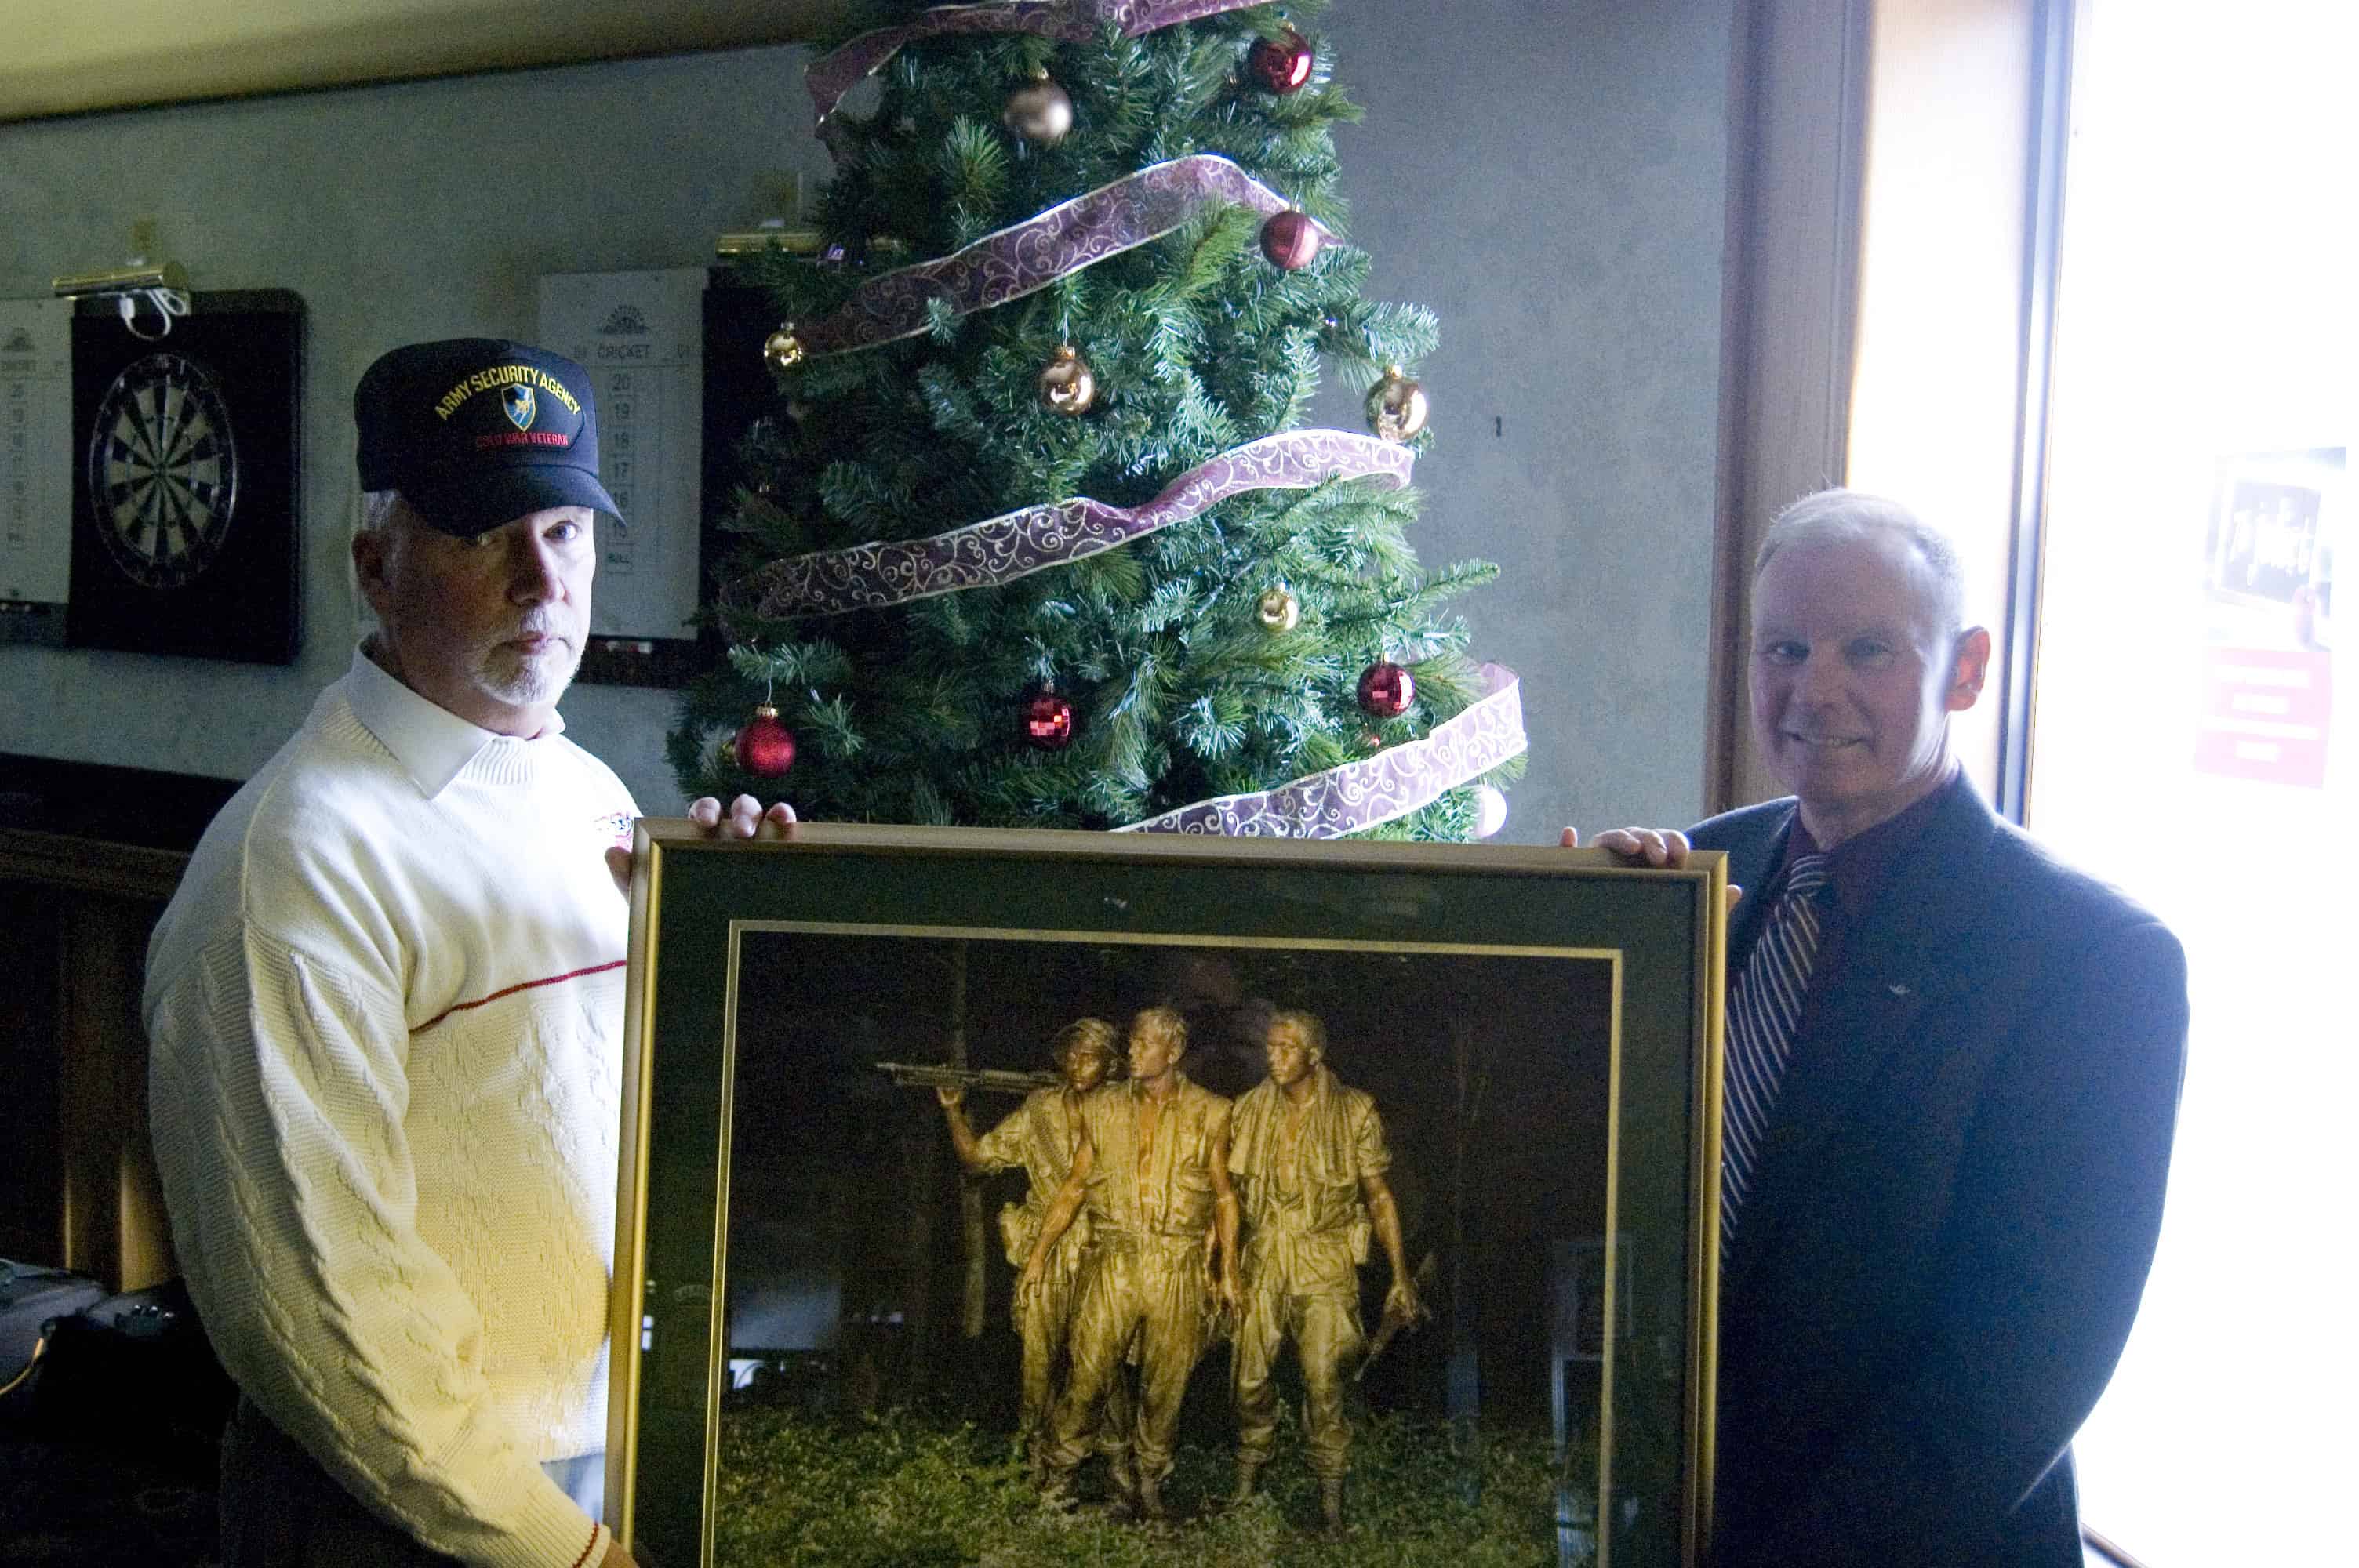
[0,1259,107,1432]
[31,1277,239,1475]
[0,1268,233,1566]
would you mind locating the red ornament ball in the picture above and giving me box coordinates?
[1248,30,1315,93]
[1023,689,1075,750]
[1357,661,1415,719]
[1259,209,1321,271]
[735,705,798,776]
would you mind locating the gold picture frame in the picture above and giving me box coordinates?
[609,822,1726,1568]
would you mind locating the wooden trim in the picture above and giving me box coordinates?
[59,895,176,1291]
[2,0,872,125]
[1706,0,1874,816]
[1,828,187,1290]
[0,828,188,902]
[0,886,64,1263]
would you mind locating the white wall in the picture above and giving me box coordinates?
[1,0,1732,833]
[1334,0,1733,837]
[1,47,827,811]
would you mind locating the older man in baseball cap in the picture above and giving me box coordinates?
[346,338,620,739]
[146,339,785,1568]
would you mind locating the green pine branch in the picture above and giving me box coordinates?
[670,0,1532,837]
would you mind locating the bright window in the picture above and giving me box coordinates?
[2029,2,2353,1559]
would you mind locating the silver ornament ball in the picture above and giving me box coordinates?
[1003,74,1074,144]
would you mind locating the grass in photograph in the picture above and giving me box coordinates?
[715,1405,1596,1568]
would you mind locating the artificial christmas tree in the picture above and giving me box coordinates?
[673,0,1525,838]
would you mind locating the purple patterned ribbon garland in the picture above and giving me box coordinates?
[791,156,1334,358]
[799,2,1502,839]
[1117,663,1528,837]
[728,428,1412,620]
[807,0,1269,127]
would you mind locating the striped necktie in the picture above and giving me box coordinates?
[1721,852,1831,1250]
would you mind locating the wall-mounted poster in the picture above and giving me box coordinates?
[0,297,72,644]
[609,826,1728,1568]
[540,267,707,682]
[2197,448,2342,788]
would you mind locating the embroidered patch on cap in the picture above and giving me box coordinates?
[354,338,619,539]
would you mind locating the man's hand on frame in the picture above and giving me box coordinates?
[607,795,798,895]
[1561,826,1741,913]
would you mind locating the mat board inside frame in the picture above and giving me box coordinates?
[611,824,1725,1568]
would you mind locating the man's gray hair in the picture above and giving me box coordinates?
[1754,488,1968,640]
[358,488,408,539]
[350,489,412,633]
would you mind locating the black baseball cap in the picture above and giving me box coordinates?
[354,338,620,539]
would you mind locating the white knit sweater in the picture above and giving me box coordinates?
[145,648,638,1568]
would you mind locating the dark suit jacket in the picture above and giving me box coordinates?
[1694,775,2186,1568]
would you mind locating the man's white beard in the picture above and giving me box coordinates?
[475,638,582,710]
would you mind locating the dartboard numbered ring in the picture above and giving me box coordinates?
[86,350,239,589]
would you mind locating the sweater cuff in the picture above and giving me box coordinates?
[568,1522,606,1568]
[490,1475,601,1568]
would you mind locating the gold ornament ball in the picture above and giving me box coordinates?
[763,324,805,372]
[1256,586,1301,633]
[1002,73,1075,144]
[1366,365,1430,442]
[1038,345,1097,416]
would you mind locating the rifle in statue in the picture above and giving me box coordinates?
[874,1061,1060,1096]
[1356,1250,1439,1381]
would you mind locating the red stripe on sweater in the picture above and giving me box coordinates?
[415,959,628,1035]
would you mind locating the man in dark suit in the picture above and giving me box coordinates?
[1572,490,2186,1566]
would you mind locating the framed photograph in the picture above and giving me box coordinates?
[609,824,1727,1568]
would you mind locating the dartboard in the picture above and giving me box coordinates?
[66,292,300,662]
[85,351,238,589]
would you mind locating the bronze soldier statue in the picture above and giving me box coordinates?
[936,1018,1125,1475]
[1227,1010,1423,1534]
[1022,1006,1241,1521]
